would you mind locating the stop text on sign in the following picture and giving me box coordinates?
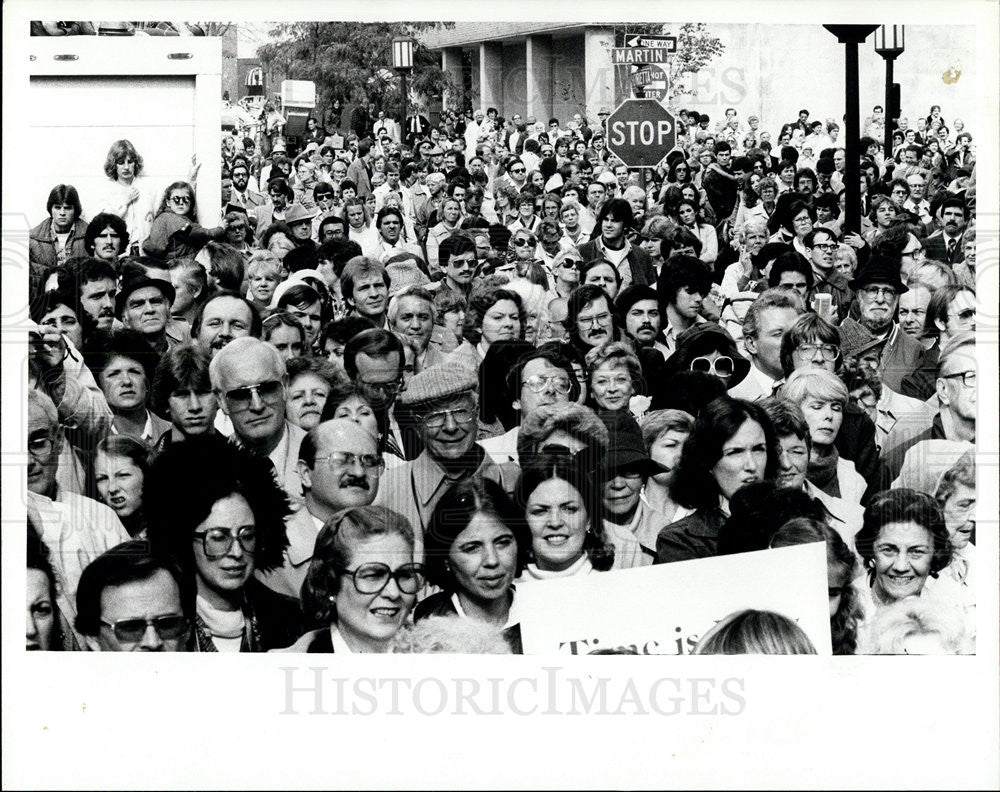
[608,119,673,147]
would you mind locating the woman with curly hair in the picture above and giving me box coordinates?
[853,488,954,648]
[448,282,525,370]
[144,435,301,652]
[770,517,863,655]
[514,447,615,579]
[283,505,422,653]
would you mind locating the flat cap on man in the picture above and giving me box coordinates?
[398,361,477,408]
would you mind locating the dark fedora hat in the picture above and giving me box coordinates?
[115,261,175,316]
[849,253,908,294]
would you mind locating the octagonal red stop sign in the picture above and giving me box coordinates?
[604,98,677,168]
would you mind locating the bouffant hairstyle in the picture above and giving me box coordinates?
[670,397,779,511]
[864,596,968,655]
[462,285,526,347]
[144,434,291,575]
[854,489,953,583]
[516,402,609,463]
[423,478,527,592]
[514,447,614,571]
[300,505,416,627]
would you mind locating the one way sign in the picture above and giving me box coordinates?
[625,34,677,51]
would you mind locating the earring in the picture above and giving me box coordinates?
[867,559,875,569]
[328,594,336,602]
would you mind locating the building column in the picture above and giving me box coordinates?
[525,34,553,122]
[479,41,504,116]
[441,46,464,111]
[583,26,616,121]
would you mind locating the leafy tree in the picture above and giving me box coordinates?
[611,22,725,104]
[256,22,455,116]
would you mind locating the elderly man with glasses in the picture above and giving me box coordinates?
[374,362,518,560]
[209,336,305,505]
[839,255,924,393]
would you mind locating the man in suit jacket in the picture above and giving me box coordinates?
[923,196,968,265]
[504,114,528,155]
[345,138,374,199]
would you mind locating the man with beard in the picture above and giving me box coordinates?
[192,290,262,358]
[479,346,578,466]
[923,197,968,265]
[616,285,669,359]
[229,159,263,211]
[840,255,924,392]
[85,213,129,265]
[257,419,382,599]
[209,336,305,504]
[66,257,118,336]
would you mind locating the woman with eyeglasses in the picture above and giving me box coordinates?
[418,478,525,653]
[279,505,422,653]
[145,435,302,652]
[514,447,614,579]
[143,180,226,262]
[655,396,778,563]
[98,139,158,253]
[779,369,866,504]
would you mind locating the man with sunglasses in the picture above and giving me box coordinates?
[209,337,305,504]
[840,255,924,393]
[374,362,518,556]
[433,234,478,300]
[75,540,191,652]
[480,346,579,466]
[259,419,383,599]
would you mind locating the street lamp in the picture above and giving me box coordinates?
[824,24,880,235]
[392,36,415,144]
[874,25,905,160]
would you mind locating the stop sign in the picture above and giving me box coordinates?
[604,98,677,168]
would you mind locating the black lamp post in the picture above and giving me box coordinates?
[874,25,905,161]
[824,24,880,235]
[392,36,415,145]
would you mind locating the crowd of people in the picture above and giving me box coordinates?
[25,92,978,656]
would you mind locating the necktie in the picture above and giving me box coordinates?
[947,238,957,260]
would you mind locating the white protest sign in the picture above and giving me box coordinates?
[517,543,832,655]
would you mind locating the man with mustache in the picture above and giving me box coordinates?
[84,213,129,265]
[192,290,262,358]
[839,255,924,393]
[257,419,382,599]
[67,257,118,335]
[615,285,670,360]
[923,197,968,265]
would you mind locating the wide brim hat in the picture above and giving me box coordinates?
[849,253,908,294]
[284,202,320,225]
